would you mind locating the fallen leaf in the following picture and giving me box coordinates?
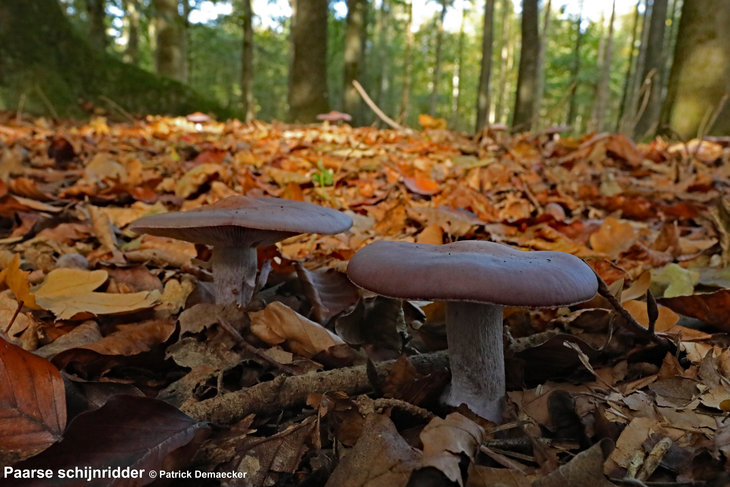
[8,395,209,486]
[250,301,346,358]
[324,414,421,487]
[0,336,66,465]
[3,254,39,309]
[33,268,159,319]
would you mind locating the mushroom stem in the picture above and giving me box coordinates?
[445,302,505,422]
[211,246,257,307]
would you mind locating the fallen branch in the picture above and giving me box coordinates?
[180,351,449,424]
[352,80,412,133]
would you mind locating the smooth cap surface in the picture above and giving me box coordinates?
[317,111,352,122]
[347,240,597,307]
[129,195,353,247]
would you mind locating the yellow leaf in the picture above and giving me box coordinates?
[33,268,159,320]
[4,254,39,309]
[249,301,344,358]
[34,268,109,299]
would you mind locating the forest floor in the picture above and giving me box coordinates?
[1,111,730,486]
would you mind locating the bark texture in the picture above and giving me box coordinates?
[289,0,330,123]
[512,0,539,131]
[661,0,730,137]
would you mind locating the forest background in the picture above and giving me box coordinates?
[0,0,728,140]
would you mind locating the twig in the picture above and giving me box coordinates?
[352,80,412,133]
[594,272,670,347]
[217,317,297,375]
[180,350,449,424]
[371,397,435,420]
[98,95,136,123]
[2,300,24,335]
[34,84,59,120]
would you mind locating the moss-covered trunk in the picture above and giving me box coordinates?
[0,0,229,118]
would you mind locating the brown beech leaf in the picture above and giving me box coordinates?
[0,336,66,465]
[414,412,486,485]
[53,319,176,361]
[534,439,616,487]
[237,416,317,486]
[8,395,210,486]
[250,301,346,358]
[659,289,730,331]
[325,414,421,487]
[296,264,360,324]
[589,217,637,258]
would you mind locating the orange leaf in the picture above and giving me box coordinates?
[4,254,39,309]
[0,336,66,462]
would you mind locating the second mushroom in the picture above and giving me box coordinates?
[347,240,598,422]
[129,195,352,308]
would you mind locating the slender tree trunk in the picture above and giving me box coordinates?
[429,0,447,116]
[399,0,413,122]
[343,0,367,125]
[452,7,467,130]
[475,0,495,131]
[493,0,512,125]
[512,0,539,131]
[616,0,642,132]
[590,1,615,132]
[633,0,668,138]
[153,0,186,82]
[181,0,190,83]
[86,0,107,51]
[533,0,551,129]
[241,0,255,120]
[122,0,140,66]
[566,0,584,128]
[289,0,330,122]
[661,0,730,137]
[373,0,390,112]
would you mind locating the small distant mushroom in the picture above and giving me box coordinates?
[129,195,352,307]
[346,240,597,422]
[316,110,353,125]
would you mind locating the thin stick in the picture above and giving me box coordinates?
[594,271,670,347]
[217,316,297,375]
[352,80,412,133]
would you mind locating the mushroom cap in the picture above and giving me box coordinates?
[129,195,353,247]
[186,112,211,123]
[316,111,353,122]
[347,240,597,307]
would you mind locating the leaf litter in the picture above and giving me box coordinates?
[1,112,730,484]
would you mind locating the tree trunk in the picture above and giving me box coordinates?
[633,0,668,138]
[153,0,186,82]
[399,0,413,122]
[660,0,730,138]
[343,0,367,125]
[493,0,512,124]
[616,0,642,132]
[122,0,140,66]
[86,0,107,51]
[452,6,467,130]
[429,0,447,116]
[241,0,255,120]
[0,0,227,118]
[533,0,551,130]
[566,0,584,128]
[475,0,495,131]
[289,0,329,122]
[590,1,615,132]
[373,0,391,116]
[512,0,539,131]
